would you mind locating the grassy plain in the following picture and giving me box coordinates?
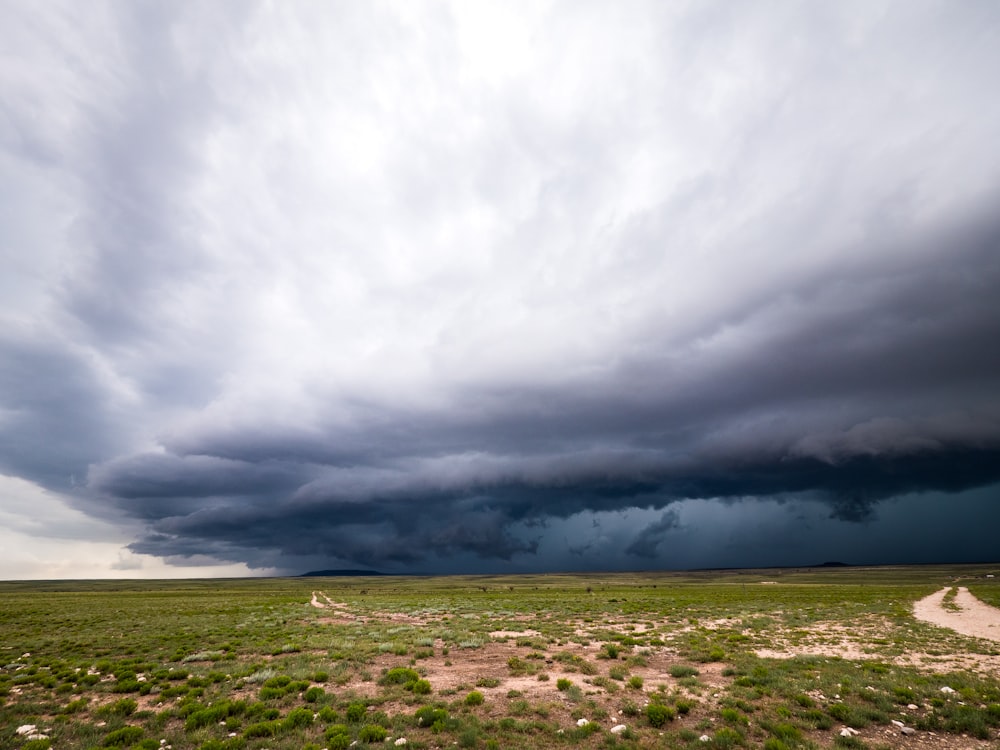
[2,565,999,750]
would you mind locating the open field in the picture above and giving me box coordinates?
[2,565,999,750]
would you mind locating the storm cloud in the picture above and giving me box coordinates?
[2,1,999,576]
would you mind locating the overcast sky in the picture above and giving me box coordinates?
[2,1,999,579]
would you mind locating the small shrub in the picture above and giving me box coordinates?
[283,707,314,729]
[409,678,432,694]
[465,690,484,706]
[244,721,279,738]
[599,643,621,659]
[713,727,743,748]
[647,703,675,727]
[768,723,802,743]
[720,707,747,725]
[669,665,699,678]
[304,686,324,702]
[628,675,644,690]
[621,699,641,716]
[346,702,367,722]
[325,725,351,750]
[556,678,572,691]
[827,703,851,722]
[476,677,500,688]
[103,727,145,747]
[415,706,448,727]
[64,697,89,714]
[381,667,421,686]
[358,724,387,743]
[313,671,329,682]
[104,698,138,717]
[608,665,628,681]
[258,686,284,700]
[507,656,529,676]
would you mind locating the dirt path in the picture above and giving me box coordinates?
[913,586,1000,643]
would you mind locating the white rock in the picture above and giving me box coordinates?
[576,718,589,727]
[699,735,711,742]
[27,735,49,742]
[394,739,408,746]
[839,727,860,737]
[16,726,37,736]
[940,686,956,694]
[907,704,918,710]
[901,726,917,735]
[891,720,904,727]
[610,724,627,734]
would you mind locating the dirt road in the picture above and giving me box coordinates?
[912,586,1000,643]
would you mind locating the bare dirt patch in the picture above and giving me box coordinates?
[913,587,1000,643]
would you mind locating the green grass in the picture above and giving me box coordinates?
[1,565,999,750]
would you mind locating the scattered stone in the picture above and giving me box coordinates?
[891,720,904,728]
[394,739,408,746]
[907,704,919,710]
[901,727,917,735]
[610,725,627,734]
[839,727,860,737]
[576,719,589,727]
[699,735,711,742]
[940,686,956,694]
[16,726,37,736]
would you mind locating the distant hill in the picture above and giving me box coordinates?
[299,569,385,577]
[815,561,851,567]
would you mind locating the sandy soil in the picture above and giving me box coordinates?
[913,587,1000,643]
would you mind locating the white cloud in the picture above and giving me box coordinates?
[0,475,268,579]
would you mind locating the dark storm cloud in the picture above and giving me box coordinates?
[91,213,1000,570]
[625,511,681,559]
[0,330,125,490]
[3,1,1000,575]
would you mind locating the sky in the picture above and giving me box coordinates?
[2,1,999,579]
